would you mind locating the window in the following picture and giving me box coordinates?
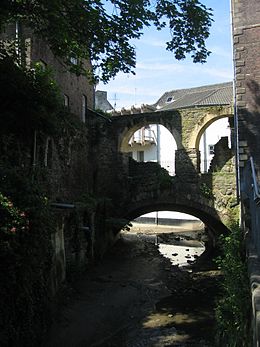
[64,94,69,108]
[82,95,87,122]
[166,96,173,103]
[209,144,215,155]
[137,151,144,162]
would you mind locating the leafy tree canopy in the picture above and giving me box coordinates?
[0,0,213,82]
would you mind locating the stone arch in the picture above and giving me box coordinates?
[117,199,230,259]
[119,121,183,153]
[188,108,233,150]
[120,199,229,238]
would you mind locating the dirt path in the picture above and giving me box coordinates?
[43,232,220,347]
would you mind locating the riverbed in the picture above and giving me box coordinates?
[43,229,221,347]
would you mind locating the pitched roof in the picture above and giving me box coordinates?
[154,82,233,111]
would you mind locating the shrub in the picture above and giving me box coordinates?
[215,222,251,347]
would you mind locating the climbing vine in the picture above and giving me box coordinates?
[0,46,64,346]
[0,43,64,140]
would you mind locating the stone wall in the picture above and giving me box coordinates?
[209,137,234,173]
[232,2,260,345]
[113,106,233,176]
[232,0,260,172]
[121,156,237,234]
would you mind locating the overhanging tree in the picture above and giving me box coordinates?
[0,0,213,82]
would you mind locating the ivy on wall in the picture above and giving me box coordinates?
[0,45,66,346]
[0,45,63,137]
[0,167,56,346]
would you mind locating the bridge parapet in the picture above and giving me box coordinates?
[122,158,237,231]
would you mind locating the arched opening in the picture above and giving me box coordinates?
[121,124,177,175]
[199,117,231,173]
[126,210,207,269]
[118,201,227,270]
[116,197,230,265]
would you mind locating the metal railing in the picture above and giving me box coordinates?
[249,157,260,204]
[243,157,260,254]
[243,161,260,347]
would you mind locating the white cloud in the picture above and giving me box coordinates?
[136,61,185,72]
[99,62,234,109]
[202,67,233,79]
[208,45,232,58]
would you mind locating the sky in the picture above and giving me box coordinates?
[97,1,233,110]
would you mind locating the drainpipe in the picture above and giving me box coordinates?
[203,131,207,173]
[50,203,75,209]
[156,124,161,165]
[156,124,161,225]
[32,130,37,172]
[230,0,241,205]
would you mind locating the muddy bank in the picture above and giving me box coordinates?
[43,231,221,347]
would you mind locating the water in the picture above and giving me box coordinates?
[158,242,205,268]
[125,231,206,269]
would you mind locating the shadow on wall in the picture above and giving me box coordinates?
[239,80,260,173]
[247,79,260,111]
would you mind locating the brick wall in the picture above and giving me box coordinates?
[1,23,95,119]
[30,36,95,118]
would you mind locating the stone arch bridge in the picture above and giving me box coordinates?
[112,159,236,239]
[95,105,237,245]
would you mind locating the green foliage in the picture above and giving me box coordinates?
[0,43,64,138]
[0,165,56,346]
[0,26,90,347]
[200,182,214,199]
[215,222,251,347]
[0,0,213,82]
[0,192,28,236]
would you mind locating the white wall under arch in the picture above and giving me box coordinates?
[199,118,231,172]
[127,124,177,176]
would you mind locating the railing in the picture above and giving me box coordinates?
[244,161,260,347]
[129,127,157,146]
[243,157,260,254]
[249,157,260,204]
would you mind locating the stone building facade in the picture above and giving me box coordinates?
[232,1,260,345]
[232,0,260,171]
[1,22,95,119]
